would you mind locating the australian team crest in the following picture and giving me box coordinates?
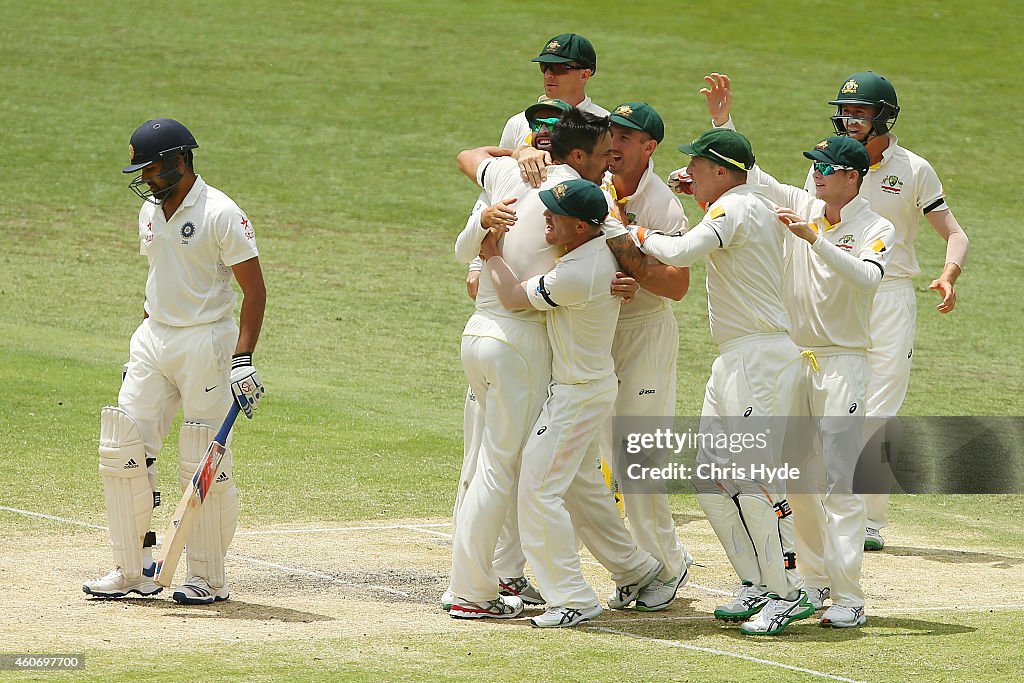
[614,105,634,117]
[128,144,135,163]
[553,183,567,199]
[841,79,859,94]
[815,139,829,150]
[545,40,560,52]
[180,221,197,244]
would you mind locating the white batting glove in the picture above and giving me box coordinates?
[627,226,662,253]
[230,353,265,419]
[667,168,695,196]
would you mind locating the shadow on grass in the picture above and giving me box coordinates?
[582,608,975,643]
[95,597,335,623]
[880,545,1024,568]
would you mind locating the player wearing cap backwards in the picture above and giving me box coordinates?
[628,129,815,635]
[447,110,645,622]
[442,98,574,614]
[597,102,695,612]
[480,178,662,628]
[696,72,969,551]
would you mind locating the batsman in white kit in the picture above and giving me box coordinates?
[629,129,814,635]
[83,118,266,604]
[482,178,661,628]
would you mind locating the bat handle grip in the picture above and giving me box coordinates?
[214,403,242,445]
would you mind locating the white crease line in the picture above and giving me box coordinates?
[0,506,107,530]
[228,554,411,598]
[587,626,866,683]
[237,523,451,536]
[687,581,733,597]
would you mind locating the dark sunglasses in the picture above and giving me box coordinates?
[539,62,584,75]
[530,117,560,132]
[813,161,854,176]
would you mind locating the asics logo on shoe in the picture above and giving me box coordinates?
[558,608,582,625]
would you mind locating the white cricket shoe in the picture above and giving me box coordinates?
[636,555,693,612]
[713,582,771,621]
[739,590,815,635]
[530,604,603,628]
[172,576,229,605]
[806,586,831,611]
[449,594,524,620]
[83,567,162,598]
[864,527,885,551]
[820,604,867,628]
[498,576,545,605]
[607,560,663,609]
[441,589,454,612]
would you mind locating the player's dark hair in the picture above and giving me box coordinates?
[184,149,194,170]
[550,108,610,161]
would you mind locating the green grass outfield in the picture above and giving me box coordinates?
[1,0,1021,681]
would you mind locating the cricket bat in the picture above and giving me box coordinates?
[154,402,240,587]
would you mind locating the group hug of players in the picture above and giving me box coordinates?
[444,33,968,633]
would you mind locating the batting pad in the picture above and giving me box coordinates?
[695,491,761,585]
[735,483,802,598]
[99,407,153,580]
[179,422,238,589]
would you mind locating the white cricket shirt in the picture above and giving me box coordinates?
[137,176,258,327]
[803,136,944,281]
[469,159,579,325]
[525,231,620,385]
[640,185,790,347]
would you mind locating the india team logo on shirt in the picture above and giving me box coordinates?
[880,174,903,195]
[180,221,197,245]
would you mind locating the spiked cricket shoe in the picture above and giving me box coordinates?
[449,594,524,619]
[172,576,230,605]
[806,586,831,611]
[714,581,771,621]
[636,555,693,612]
[820,604,867,628]
[83,567,162,598]
[530,604,603,628]
[864,527,885,551]
[739,591,815,635]
[499,576,545,605]
[607,560,663,609]
[441,589,454,612]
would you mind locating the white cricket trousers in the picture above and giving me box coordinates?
[119,317,237,460]
[604,307,690,581]
[450,313,551,601]
[865,279,917,530]
[788,350,868,608]
[519,374,658,608]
